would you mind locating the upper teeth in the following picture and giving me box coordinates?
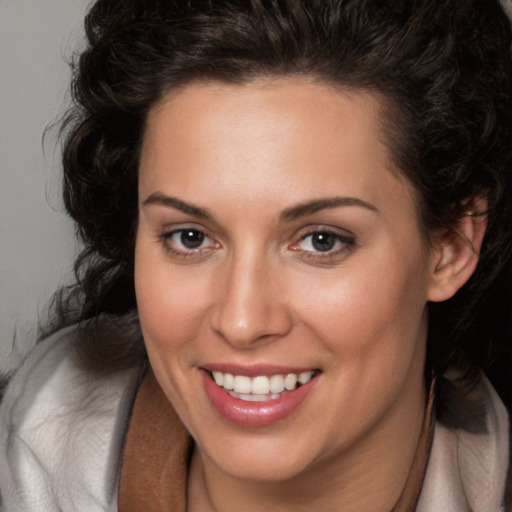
[212,371,315,395]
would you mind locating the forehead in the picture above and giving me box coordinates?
[139,79,417,220]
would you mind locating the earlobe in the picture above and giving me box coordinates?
[427,198,487,303]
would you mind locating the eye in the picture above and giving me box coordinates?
[300,231,341,252]
[290,228,356,260]
[160,227,219,257]
[174,229,207,249]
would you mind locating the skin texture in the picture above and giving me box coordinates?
[134,79,483,511]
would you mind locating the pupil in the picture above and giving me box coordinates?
[312,232,335,251]
[180,230,204,249]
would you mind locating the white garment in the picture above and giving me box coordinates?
[0,326,509,511]
[0,327,141,512]
[417,374,509,512]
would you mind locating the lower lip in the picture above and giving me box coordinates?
[201,370,318,427]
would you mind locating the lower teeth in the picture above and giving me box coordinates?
[228,391,289,401]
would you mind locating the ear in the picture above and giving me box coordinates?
[427,197,487,303]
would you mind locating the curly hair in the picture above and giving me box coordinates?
[53,0,512,403]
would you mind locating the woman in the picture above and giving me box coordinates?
[0,0,511,510]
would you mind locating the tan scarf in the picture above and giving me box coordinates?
[118,371,436,512]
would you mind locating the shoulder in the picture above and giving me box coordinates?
[418,372,510,512]
[0,321,144,512]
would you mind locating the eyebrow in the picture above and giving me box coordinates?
[280,197,378,221]
[142,192,214,220]
[142,192,378,222]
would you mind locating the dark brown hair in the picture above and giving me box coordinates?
[52,0,512,405]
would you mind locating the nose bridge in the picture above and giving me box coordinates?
[210,244,291,347]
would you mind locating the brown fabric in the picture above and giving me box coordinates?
[118,370,191,512]
[391,379,436,512]
[119,372,436,511]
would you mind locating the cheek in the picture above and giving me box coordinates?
[134,237,209,356]
[293,248,429,362]
[134,238,214,424]
[294,256,429,429]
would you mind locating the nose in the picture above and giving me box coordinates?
[209,252,293,348]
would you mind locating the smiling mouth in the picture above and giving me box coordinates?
[207,370,319,402]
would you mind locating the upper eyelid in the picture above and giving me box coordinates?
[300,229,354,239]
[162,227,214,240]
[159,228,220,257]
[295,231,355,247]
[289,227,357,254]
[160,223,215,238]
[294,224,355,240]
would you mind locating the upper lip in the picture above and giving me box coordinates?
[200,363,319,377]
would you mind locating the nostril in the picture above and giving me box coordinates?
[209,303,294,348]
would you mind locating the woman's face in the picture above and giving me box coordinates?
[135,79,437,483]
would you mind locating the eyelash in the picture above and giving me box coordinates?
[158,227,356,262]
[159,228,219,259]
[290,229,356,262]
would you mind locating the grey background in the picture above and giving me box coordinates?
[1,0,90,372]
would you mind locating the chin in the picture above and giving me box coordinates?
[197,429,323,483]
